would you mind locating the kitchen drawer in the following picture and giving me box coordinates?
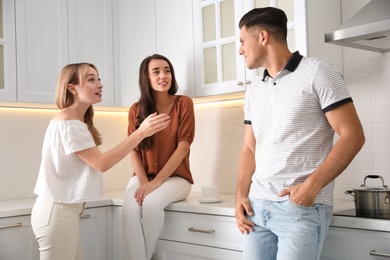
[157,239,242,260]
[0,215,39,260]
[320,226,390,259]
[159,211,242,251]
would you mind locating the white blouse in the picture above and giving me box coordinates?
[34,120,103,203]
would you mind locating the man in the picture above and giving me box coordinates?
[235,7,365,260]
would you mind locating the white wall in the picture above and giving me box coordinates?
[0,107,131,200]
[0,101,244,201]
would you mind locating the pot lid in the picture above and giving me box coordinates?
[355,175,389,191]
[354,187,390,192]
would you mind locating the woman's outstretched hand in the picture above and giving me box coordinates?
[137,112,171,138]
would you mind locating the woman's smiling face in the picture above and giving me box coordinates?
[148,59,172,93]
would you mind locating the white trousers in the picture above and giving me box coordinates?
[122,176,191,260]
[31,197,85,260]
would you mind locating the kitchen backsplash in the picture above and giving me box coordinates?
[0,101,244,201]
[0,0,389,202]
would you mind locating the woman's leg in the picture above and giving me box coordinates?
[122,176,191,260]
[122,177,145,260]
[31,197,84,260]
[142,177,191,259]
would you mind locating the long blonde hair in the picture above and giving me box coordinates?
[55,63,102,145]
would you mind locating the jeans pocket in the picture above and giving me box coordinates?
[286,200,315,213]
[31,198,54,232]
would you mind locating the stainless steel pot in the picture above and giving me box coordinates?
[345,175,390,219]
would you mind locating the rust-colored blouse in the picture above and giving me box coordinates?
[127,95,195,184]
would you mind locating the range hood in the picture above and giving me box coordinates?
[324,0,390,53]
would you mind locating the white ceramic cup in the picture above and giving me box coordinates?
[201,186,219,200]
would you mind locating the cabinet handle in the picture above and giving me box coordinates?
[237,81,252,86]
[188,227,215,234]
[79,214,91,219]
[0,223,23,230]
[369,250,390,258]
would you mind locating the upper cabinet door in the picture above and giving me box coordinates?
[193,0,247,97]
[0,0,17,102]
[15,0,115,106]
[15,0,68,104]
[113,0,156,107]
[68,0,115,107]
[155,0,195,98]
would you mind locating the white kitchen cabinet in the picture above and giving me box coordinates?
[0,214,39,260]
[14,0,115,106]
[67,0,115,107]
[157,239,242,260]
[108,206,128,260]
[155,0,195,98]
[157,211,243,259]
[320,226,390,260]
[79,207,108,260]
[193,0,342,98]
[193,0,248,97]
[115,0,195,107]
[15,0,67,104]
[113,0,155,107]
[0,0,17,102]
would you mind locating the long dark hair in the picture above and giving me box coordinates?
[137,54,178,150]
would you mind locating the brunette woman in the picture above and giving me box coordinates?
[122,54,195,259]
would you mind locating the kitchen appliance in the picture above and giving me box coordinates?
[324,0,390,53]
[344,175,390,219]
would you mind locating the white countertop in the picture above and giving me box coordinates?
[0,191,234,219]
[1,191,390,232]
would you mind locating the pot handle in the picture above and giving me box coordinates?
[344,190,355,196]
[361,175,388,188]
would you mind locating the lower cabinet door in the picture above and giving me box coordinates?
[80,207,107,260]
[157,239,243,260]
[320,226,390,260]
[0,215,39,260]
[109,206,129,260]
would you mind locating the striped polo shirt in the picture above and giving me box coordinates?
[244,51,352,206]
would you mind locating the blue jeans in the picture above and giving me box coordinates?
[243,197,333,260]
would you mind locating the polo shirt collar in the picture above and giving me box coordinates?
[262,51,303,81]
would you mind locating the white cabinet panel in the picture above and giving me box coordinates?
[115,0,195,107]
[320,226,390,260]
[0,0,17,101]
[15,0,68,103]
[0,215,39,260]
[156,0,195,98]
[80,207,108,260]
[67,0,115,106]
[193,0,247,97]
[158,211,243,259]
[157,239,242,260]
[15,0,115,105]
[160,211,242,251]
[114,0,156,107]
[108,206,128,260]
